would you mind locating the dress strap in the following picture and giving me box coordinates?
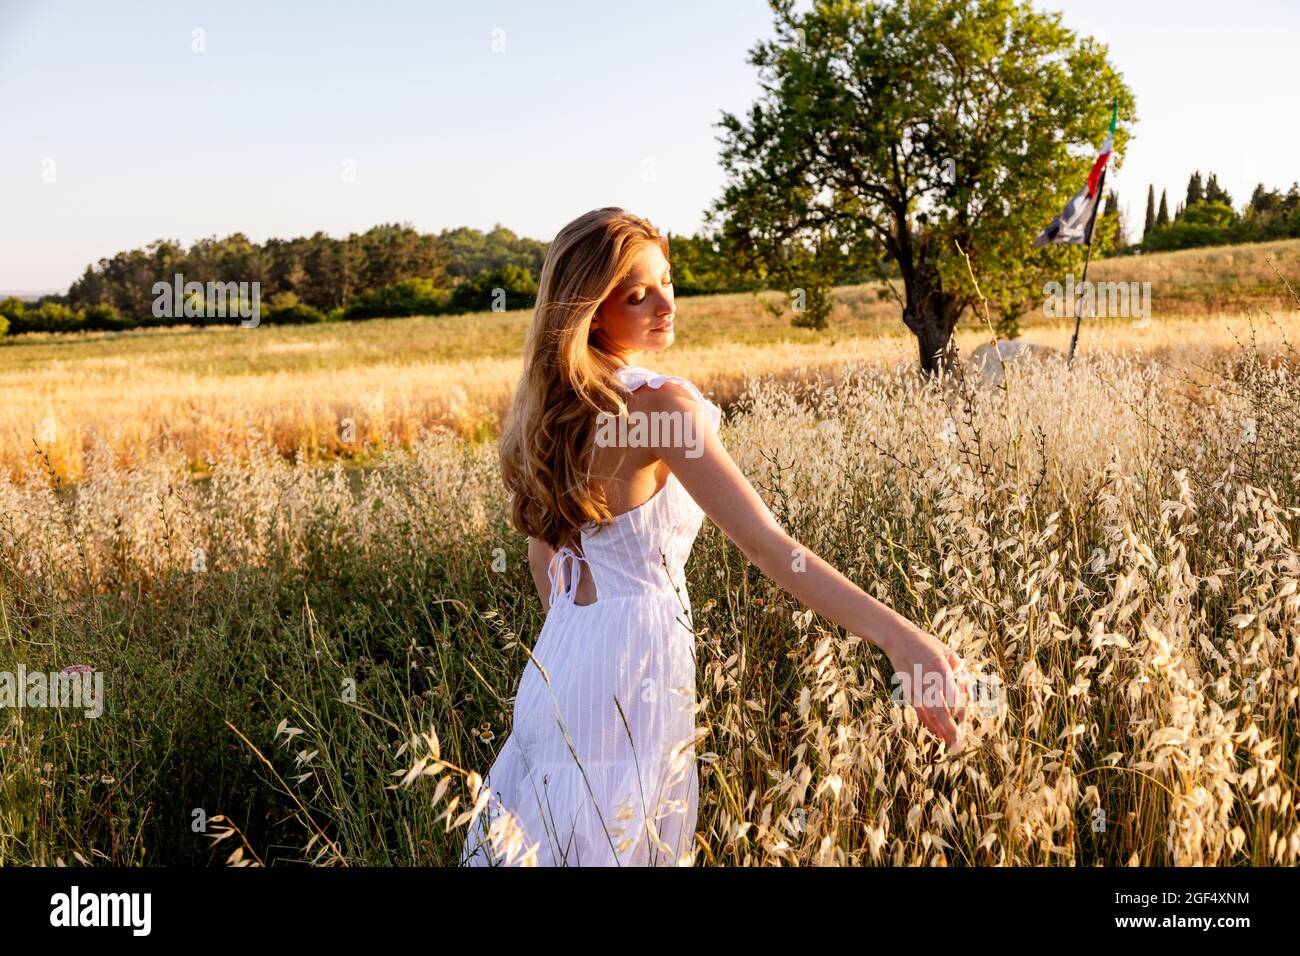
[613,365,722,432]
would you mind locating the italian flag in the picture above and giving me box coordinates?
[1034,103,1118,248]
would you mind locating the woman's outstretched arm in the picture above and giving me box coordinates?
[643,382,969,747]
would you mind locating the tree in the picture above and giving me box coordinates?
[709,0,1135,374]
[1144,184,1156,239]
[1248,183,1275,217]
[448,265,538,314]
[0,297,19,337]
[1102,189,1125,251]
[1181,200,1233,228]
[1157,189,1170,226]
[1245,182,1299,222]
[664,231,767,295]
[81,303,128,331]
[343,278,449,320]
[439,224,548,279]
[1186,170,1204,207]
[1204,172,1232,208]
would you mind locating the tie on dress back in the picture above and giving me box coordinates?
[545,395,602,609]
[548,545,589,609]
[548,365,657,608]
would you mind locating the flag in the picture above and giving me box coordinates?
[1034,103,1118,248]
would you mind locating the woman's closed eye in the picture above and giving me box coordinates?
[627,276,671,305]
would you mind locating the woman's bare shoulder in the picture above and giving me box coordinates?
[631,374,721,430]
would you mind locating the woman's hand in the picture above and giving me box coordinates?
[883,624,971,748]
[640,385,975,747]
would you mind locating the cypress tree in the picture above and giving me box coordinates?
[1249,183,1266,213]
[1102,189,1123,249]
[1186,170,1204,206]
[1157,189,1170,226]
[1144,184,1156,238]
[1205,173,1232,207]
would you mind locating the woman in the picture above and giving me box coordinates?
[459,207,969,867]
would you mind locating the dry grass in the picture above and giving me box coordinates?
[4,239,1298,865]
[3,299,1299,865]
[6,236,1299,484]
[1090,238,1300,314]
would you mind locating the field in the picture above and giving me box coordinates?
[5,238,1300,484]
[1,240,1299,866]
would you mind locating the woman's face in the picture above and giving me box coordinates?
[592,243,674,359]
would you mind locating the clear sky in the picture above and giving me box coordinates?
[2,0,1297,293]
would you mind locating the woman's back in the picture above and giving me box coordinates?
[552,364,723,609]
[459,364,721,866]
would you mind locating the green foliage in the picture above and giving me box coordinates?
[710,0,1135,371]
[1139,178,1300,254]
[665,233,763,295]
[63,224,453,327]
[1247,182,1300,219]
[81,303,128,331]
[343,277,450,320]
[1142,206,1300,253]
[1182,200,1234,228]
[1098,189,1126,255]
[0,297,24,335]
[437,224,547,279]
[447,264,537,314]
[28,206,799,337]
[265,292,327,325]
[256,306,312,327]
[11,302,83,334]
[1205,173,1232,207]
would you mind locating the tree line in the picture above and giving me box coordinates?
[1133,173,1300,254]
[3,1,1291,361]
[0,221,882,337]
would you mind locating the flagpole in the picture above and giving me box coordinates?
[1067,165,1107,368]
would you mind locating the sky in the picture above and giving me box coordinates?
[1,0,1297,294]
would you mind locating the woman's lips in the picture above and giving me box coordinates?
[650,319,674,333]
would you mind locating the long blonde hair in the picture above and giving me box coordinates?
[499,207,670,552]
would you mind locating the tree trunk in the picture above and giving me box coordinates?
[901,269,961,377]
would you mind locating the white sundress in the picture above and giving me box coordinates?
[458,364,722,867]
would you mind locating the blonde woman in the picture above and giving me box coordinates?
[459,207,969,867]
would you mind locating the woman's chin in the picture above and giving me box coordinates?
[641,331,675,350]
